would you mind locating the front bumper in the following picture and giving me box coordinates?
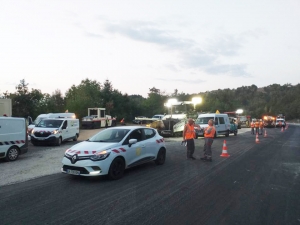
[61,156,111,176]
[31,135,58,144]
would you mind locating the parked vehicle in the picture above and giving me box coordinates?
[0,99,12,117]
[81,108,116,129]
[61,126,166,180]
[0,117,28,161]
[28,113,76,134]
[31,118,79,146]
[195,113,231,138]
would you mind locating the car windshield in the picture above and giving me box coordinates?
[36,119,63,128]
[89,129,130,143]
[195,117,214,125]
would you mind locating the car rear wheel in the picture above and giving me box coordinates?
[5,146,20,162]
[108,157,125,180]
[155,148,166,165]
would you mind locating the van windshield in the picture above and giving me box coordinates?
[195,117,214,125]
[36,120,63,128]
[34,116,46,126]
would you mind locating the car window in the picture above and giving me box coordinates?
[89,129,130,143]
[123,129,144,145]
[219,117,225,124]
[144,128,156,139]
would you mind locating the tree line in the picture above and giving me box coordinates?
[1,79,300,122]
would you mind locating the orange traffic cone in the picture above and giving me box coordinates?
[120,118,125,125]
[281,126,284,132]
[220,140,230,158]
[264,130,267,138]
[285,124,288,130]
[255,134,260,143]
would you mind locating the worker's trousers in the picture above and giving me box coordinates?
[203,138,213,158]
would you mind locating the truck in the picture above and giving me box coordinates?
[81,108,117,129]
[0,99,12,117]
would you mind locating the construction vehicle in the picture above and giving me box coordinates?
[262,115,276,127]
[0,99,12,117]
[81,108,116,129]
[149,100,198,137]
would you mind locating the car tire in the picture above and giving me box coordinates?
[234,130,237,136]
[5,146,20,162]
[108,157,125,180]
[195,133,198,139]
[56,137,62,146]
[73,134,78,141]
[214,132,217,138]
[155,148,166,165]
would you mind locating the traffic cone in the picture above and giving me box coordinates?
[264,130,267,138]
[120,118,125,125]
[220,140,230,158]
[255,134,260,143]
[281,126,284,132]
[285,124,288,130]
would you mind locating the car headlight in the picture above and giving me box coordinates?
[31,129,35,134]
[51,129,59,134]
[90,150,110,161]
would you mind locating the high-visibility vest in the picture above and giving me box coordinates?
[204,125,216,138]
[255,121,260,128]
[184,124,195,139]
[251,122,255,128]
[259,122,264,128]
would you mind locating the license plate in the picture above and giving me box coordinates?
[37,137,45,140]
[66,169,80,175]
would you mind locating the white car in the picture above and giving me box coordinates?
[61,126,166,180]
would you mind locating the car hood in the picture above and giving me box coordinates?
[65,141,122,156]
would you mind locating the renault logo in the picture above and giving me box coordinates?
[71,154,78,164]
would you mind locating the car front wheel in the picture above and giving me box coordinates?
[155,148,166,165]
[108,157,125,180]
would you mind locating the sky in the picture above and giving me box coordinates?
[0,0,300,98]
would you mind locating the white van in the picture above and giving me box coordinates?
[30,118,79,146]
[0,117,28,161]
[195,113,231,137]
[28,113,76,134]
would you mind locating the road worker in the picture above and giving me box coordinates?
[200,119,216,162]
[259,119,264,135]
[183,118,200,160]
[255,119,260,135]
[250,120,255,135]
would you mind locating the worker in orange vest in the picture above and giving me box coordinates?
[259,119,264,135]
[255,119,260,134]
[250,120,255,135]
[183,118,200,160]
[200,119,216,162]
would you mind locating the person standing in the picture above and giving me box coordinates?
[255,119,260,135]
[183,118,199,160]
[200,119,216,162]
[250,120,255,135]
[259,119,264,135]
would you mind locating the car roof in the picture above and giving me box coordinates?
[108,126,154,130]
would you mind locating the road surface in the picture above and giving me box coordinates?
[0,126,299,225]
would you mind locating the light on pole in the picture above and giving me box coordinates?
[164,98,178,130]
[192,97,202,110]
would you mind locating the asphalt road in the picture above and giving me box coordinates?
[0,126,300,225]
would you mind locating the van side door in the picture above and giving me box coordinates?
[61,120,69,141]
[217,116,226,134]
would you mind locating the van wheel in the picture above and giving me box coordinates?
[108,157,125,180]
[225,130,229,137]
[5,146,20,162]
[214,132,217,138]
[73,134,78,141]
[56,137,62,146]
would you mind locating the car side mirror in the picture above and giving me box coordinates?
[128,139,137,147]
